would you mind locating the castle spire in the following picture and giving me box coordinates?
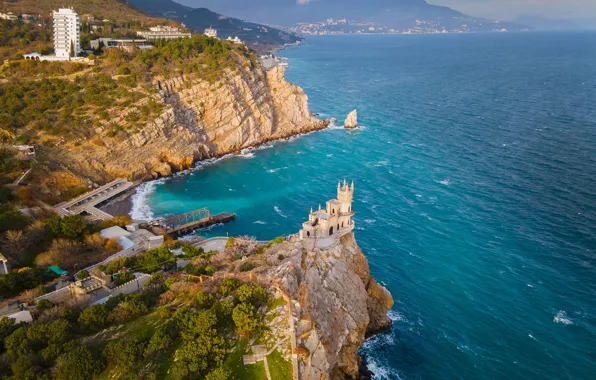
[343,178,347,189]
[319,204,321,210]
[351,180,354,189]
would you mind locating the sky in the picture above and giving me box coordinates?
[177,0,596,23]
[428,0,596,20]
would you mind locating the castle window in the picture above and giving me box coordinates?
[329,227,334,235]
[307,231,310,237]
[342,222,344,228]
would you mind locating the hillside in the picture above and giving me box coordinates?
[2,0,166,24]
[0,33,324,204]
[126,0,301,51]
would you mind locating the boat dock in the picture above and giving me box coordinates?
[146,208,235,236]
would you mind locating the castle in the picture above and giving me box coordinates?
[299,180,355,241]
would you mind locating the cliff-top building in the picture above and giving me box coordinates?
[204,27,218,39]
[136,25,191,40]
[53,8,80,58]
[299,180,355,241]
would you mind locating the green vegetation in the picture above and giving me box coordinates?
[258,235,286,254]
[267,349,293,380]
[222,339,267,380]
[0,267,56,299]
[0,20,52,61]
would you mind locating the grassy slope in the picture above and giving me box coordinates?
[3,0,165,24]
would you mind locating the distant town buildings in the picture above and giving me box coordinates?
[90,38,153,53]
[204,27,218,39]
[0,12,17,21]
[53,8,81,58]
[136,25,191,40]
[226,36,243,44]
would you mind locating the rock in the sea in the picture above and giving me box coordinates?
[344,109,358,129]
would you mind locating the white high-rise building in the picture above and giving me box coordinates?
[53,8,80,58]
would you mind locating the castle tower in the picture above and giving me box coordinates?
[337,179,354,214]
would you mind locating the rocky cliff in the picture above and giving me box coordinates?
[259,232,394,379]
[35,63,325,198]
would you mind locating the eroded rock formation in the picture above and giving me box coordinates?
[344,109,358,129]
[43,64,326,194]
[260,232,394,379]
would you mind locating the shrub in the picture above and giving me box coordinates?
[239,262,255,272]
[219,278,240,297]
[225,237,235,249]
[37,299,53,311]
[104,238,122,253]
[76,270,89,280]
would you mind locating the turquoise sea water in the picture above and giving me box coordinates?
[136,33,596,379]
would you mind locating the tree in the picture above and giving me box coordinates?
[232,302,263,338]
[235,284,269,307]
[69,41,74,58]
[144,328,172,359]
[77,304,109,332]
[137,246,174,272]
[103,335,146,368]
[104,238,122,253]
[0,317,18,353]
[46,215,88,240]
[76,269,89,280]
[205,367,232,380]
[55,346,101,380]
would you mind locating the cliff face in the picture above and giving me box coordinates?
[262,232,394,379]
[39,64,324,197]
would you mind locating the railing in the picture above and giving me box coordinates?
[157,208,211,229]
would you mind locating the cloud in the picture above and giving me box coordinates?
[296,0,310,5]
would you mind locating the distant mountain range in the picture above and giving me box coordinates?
[174,0,530,34]
[125,0,300,50]
[510,15,581,31]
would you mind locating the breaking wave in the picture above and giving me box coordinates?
[130,179,165,221]
[554,310,573,325]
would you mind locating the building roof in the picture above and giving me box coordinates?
[6,310,33,324]
[100,226,131,240]
[48,266,68,276]
[0,253,7,261]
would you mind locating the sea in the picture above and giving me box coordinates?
[131,32,596,379]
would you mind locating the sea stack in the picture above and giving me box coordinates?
[344,109,358,129]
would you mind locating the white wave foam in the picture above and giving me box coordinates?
[326,153,333,157]
[253,220,267,225]
[130,179,165,221]
[364,219,376,224]
[554,310,573,325]
[437,179,451,186]
[374,160,390,167]
[274,206,287,218]
[268,166,288,173]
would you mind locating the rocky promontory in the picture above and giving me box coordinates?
[256,232,394,379]
[29,63,326,199]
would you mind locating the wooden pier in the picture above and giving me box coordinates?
[147,208,235,236]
